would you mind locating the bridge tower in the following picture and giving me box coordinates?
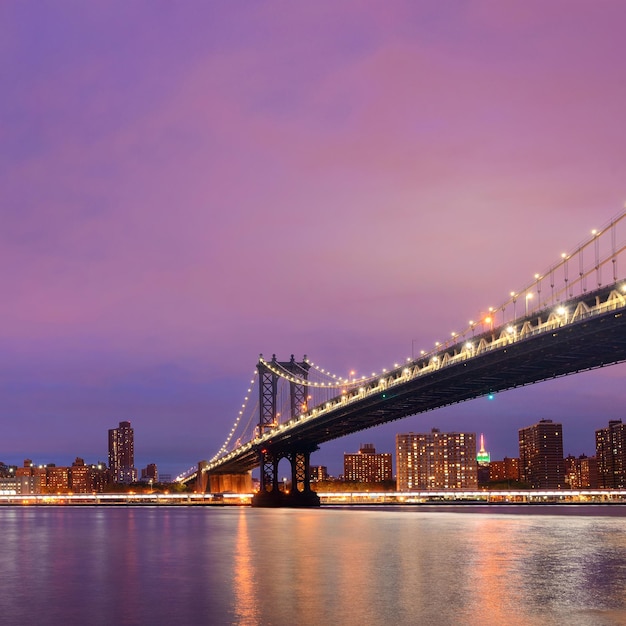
[253,354,320,507]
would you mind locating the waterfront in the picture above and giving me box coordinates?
[2,506,626,625]
[5,488,626,507]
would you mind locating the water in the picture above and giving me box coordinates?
[2,505,626,625]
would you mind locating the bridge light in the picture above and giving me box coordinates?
[557,306,566,315]
[465,342,473,349]
[487,393,495,400]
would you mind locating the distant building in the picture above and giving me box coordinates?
[70,458,91,493]
[309,465,329,481]
[11,459,110,494]
[489,457,520,483]
[564,454,598,489]
[476,434,491,485]
[519,419,565,489]
[108,421,137,483]
[141,463,158,483]
[476,434,491,464]
[396,429,477,491]
[88,463,111,492]
[45,464,70,493]
[344,444,392,483]
[596,419,626,488]
[0,462,16,478]
[16,460,47,493]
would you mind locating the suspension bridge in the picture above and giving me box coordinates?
[179,211,626,506]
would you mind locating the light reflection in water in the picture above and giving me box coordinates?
[233,508,260,625]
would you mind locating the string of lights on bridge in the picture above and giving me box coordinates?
[177,209,626,481]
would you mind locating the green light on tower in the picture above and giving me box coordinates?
[477,433,490,464]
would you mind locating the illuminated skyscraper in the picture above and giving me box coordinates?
[396,429,477,491]
[518,419,564,489]
[476,433,491,485]
[596,419,626,488]
[108,421,137,484]
[476,434,491,464]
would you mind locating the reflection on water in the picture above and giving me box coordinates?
[233,509,259,625]
[1,505,626,625]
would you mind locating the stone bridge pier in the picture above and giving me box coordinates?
[251,444,320,507]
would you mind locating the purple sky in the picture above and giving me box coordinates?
[2,1,626,478]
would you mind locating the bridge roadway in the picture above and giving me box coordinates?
[205,282,626,476]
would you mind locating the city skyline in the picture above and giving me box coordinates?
[2,2,626,478]
[3,413,619,482]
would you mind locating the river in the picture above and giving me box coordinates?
[2,505,626,625]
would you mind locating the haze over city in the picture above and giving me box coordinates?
[2,1,626,478]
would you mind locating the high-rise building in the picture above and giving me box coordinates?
[396,429,477,491]
[108,421,137,484]
[343,444,392,483]
[518,419,564,488]
[596,419,626,488]
[476,434,491,485]
[476,434,491,464]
